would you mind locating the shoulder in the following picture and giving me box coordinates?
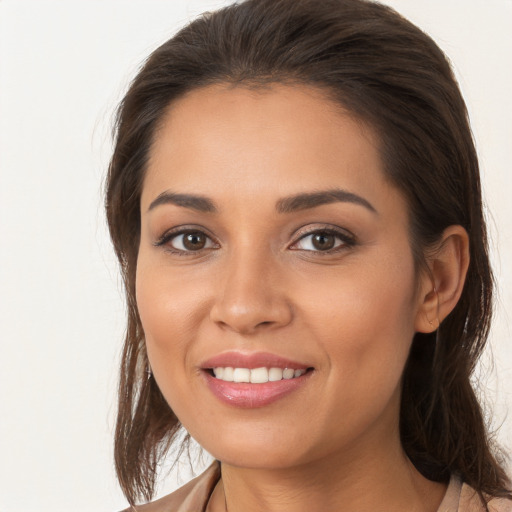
[486,493,512,512]
[438,475,512,512]
[119,462,221,512]
[488,498,512,512]
[459,482,512,512]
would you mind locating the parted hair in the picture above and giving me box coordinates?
[105,0,511,506]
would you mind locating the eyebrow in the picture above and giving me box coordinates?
[148,192,217,213]
[276,188,377,214]
[147,187,377,215]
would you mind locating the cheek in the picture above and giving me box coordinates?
[135,259,206,365]
[287,254,419,447]
[137,246,212,324]
[135,252,229,426]
[135,260,208,416]
[300,253,418,385]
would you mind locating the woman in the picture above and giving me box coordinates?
[105,0,511,510]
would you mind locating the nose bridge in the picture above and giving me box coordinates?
[210,242,292,333]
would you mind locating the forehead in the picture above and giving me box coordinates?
[142,83,399,213]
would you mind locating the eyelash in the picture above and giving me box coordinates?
[290,226,356,254]
[154,227,219,256]
[154,225,356,256]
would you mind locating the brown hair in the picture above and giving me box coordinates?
[105,0,511,506]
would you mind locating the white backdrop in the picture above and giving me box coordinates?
[0,1,510,511]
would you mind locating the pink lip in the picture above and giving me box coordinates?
[204,374,311,408]
[200,351,309,370]
[200,351,314,409]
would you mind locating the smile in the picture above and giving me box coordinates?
[200,352,314,408]
[212,367,307,383]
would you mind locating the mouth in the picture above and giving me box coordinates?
[200,352,315,408]
[206,366,312,383]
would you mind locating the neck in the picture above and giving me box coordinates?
[208,429,446,512]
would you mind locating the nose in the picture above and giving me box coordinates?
[209,249,293,335]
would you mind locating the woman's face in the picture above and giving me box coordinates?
[137,84,430,469]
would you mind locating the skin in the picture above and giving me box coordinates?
[136,84,469,512]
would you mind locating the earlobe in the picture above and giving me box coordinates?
[415,225,470,333]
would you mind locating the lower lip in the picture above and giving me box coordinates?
[203,371,312,408]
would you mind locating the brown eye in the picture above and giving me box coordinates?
[311,233,335,250]
[292,229,354,252]
[169,231,214,252]
[183,232,206,250]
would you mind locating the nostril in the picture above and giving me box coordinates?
[210,292,293,334]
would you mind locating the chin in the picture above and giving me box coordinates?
[191,423,313,470]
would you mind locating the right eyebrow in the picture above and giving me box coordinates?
[147,191,218,213]
[276,188,377,215]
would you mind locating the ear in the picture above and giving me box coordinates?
[415,225,470,333]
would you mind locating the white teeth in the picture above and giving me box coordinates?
[233,368,251,383]
[250,367,269,383]
[283,368,295,379]
[222,367,234,381]
[212,366,307,383]
[268,367,283,381]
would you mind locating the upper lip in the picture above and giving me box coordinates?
[200,351,311,370]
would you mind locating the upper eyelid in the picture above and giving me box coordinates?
[291,224,355,241]
[154,225,218,246]
[288,225,356,251]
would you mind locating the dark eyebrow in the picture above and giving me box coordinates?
[147,191,217,213]
[148,188,375,215]
[276,188,377,214]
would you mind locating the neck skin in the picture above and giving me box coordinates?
[207,395,447,512]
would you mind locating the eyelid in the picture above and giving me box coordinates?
[289,224,356,252]
[153,225,219,253]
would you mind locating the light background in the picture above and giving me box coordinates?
[0,1,510,510]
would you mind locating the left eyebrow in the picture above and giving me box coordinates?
[276,188,378,214]
[147,191,218,213]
